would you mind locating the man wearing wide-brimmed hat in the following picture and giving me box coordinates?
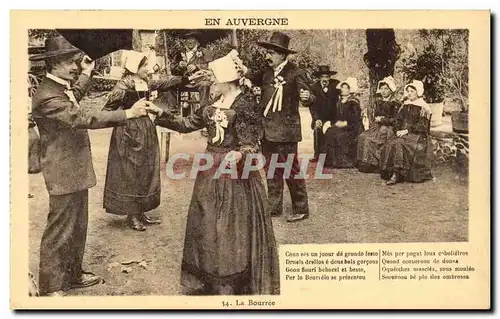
[30,35,148,296]
[249,31,314,223]
[309,65,340,162]
[171,30,213,77]
[167,30,213,114]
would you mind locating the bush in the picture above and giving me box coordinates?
[400,29,468,106]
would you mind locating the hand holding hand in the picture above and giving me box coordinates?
[223,150,243,167]
[186,64,197,73]
[126,98,149,119]
[179,61,188,68]
[145,103,164,117]
[188,70,208,82]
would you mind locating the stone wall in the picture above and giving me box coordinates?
[431,131,469,177]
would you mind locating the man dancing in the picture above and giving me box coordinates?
[250,32,315,222]
[31,36,148,296]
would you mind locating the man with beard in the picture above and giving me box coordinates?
[309,65,340,162]
[248,32,314,223]
[31,36,148,296]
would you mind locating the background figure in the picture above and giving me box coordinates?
[309,65,340,162]
[248,32,314,223]
[357,76,398,173]
[380,80,433,185]
[323,77,363,168]
[166,30,213,113]
[149,50,280,296]
[102,51,201,231]
[30,36,147,296]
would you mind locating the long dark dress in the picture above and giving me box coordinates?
[155,92,280,295]
[357,97,398,173]
[103,74,188,216]
[325,94,363,168]
[380,100,433,182]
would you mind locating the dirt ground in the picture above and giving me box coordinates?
[28,97,468,296]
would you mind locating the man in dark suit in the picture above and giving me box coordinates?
[31,36,148,296]
[250,32,315,223]
[309,65,340,162]
[167,31,212,113]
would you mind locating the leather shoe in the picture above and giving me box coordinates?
[386,173,398,185]
[45,290,65,297]
[128,215,146,231]
[140,213,162,225]
[287,213,309,222]
[70,272,101,289]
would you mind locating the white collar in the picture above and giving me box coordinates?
[274,60,288,76]
[214,88,242,109]
[186,45,198,53]
[46,73,71,89]
[404,97,427,108]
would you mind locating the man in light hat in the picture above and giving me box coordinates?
[249,31,314,223]
[309,65,340,162]
[30,35,149,296]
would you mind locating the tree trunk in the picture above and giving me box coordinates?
[364,29,400,123]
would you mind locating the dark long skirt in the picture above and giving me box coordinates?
[357,124,395,173]
[325,127,359,168]
[379,133,433,182]
[180,151,280,295]
[103,116,161,216]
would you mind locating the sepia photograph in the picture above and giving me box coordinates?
[25,26,469,297]
[10,10,489,309]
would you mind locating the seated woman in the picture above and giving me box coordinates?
[323,77,363,168]
[146,50,280,296]
[357,76,398,173]
[380,80,434,185]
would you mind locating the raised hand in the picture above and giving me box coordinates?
[80,55,95,74]
[188,70,209,82]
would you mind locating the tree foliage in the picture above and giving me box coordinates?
[400,29,468,106]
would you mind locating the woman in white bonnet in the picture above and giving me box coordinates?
[147,50,280,296]
[102,51,206,231]
[379,79,433,185]
[357,76,399,173]
[323,77,363,168]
